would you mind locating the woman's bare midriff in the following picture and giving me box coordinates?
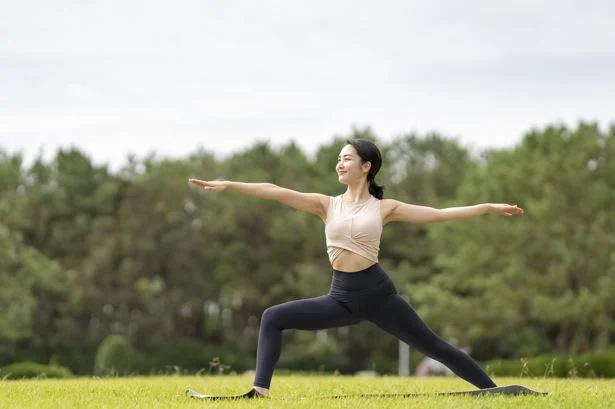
[324,196,390,273]
[331,249,377,272]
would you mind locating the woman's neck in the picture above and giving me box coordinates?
[343,184,370,204]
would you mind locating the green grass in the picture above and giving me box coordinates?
[1,375,613,408]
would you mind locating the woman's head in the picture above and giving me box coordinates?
[336,139,385,199]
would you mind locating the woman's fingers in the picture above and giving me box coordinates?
[189,178,209,187]
[512,205,524,214]
[189,178,223,192]
[506,206,523,215]
[495,203,524,216]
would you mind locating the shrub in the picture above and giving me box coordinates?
[94,334,139,376]
[574,349,615,377]
[278,337,349,372]
[0,361,73,379]
[483,348,615,378]
[136,338,252,375]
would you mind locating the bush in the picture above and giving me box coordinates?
[136,338,253,375]
[94,334,140,376]
[574,349,615,377]
[278,337,349,372]
[484,348,615,378]
[0,361,73,379]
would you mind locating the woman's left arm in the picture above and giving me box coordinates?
[384,199,524,224]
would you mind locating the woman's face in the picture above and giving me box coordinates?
[336,144,370,184]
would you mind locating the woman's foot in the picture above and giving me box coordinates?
[253,386,269,397]
[186,386,268,400]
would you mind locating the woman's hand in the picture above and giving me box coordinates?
[189,178,228,192]
[488,203,524,216]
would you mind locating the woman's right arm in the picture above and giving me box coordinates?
[190,179,329,222]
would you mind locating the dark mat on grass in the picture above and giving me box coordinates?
[186,384,548,400]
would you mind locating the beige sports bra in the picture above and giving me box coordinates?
[324,194,383,264]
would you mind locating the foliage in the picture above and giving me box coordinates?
[94,335,139,376]
[278,336,349,372]
[484,348,615,378]
[0,122,614,375]
[0,361,73,379]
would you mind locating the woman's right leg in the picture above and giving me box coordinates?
[365,294,497,389]
[253,295,360,390]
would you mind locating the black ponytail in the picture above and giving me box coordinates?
[368,176,385,200]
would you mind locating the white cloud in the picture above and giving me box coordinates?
[1,0,614,169]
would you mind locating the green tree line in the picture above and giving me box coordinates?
[0,122,613,375]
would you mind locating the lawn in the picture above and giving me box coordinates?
[1,375,613,408]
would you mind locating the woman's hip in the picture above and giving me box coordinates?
[328,262,398,305]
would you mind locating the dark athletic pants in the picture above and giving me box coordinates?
[253,263,497,390]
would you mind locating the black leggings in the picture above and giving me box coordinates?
[253,263,497,390]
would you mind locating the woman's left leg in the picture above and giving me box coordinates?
[365,294,497,389]
[253,294,361,390]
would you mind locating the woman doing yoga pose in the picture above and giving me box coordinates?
[189,139,524,399]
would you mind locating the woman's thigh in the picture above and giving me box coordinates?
[262,295,361,331]
[364,294,446,351]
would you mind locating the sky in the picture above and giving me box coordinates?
[1,0,614,169]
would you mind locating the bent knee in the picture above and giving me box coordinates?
[260,305,289,328]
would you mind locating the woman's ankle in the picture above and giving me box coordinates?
[253,386,269,396]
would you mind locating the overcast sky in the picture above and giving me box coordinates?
[1,0,614,169]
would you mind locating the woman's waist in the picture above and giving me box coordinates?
[328,278,397,301]
[329,267,396,293]
[330,249,377,272]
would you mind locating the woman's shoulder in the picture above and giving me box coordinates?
[378,198,398,224]
[377,197,396,207]
[320,194,338,224]
[326,194,341,204]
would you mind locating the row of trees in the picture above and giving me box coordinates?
[0,121,613,375]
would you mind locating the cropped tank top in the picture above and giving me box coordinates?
[324,194,383,264]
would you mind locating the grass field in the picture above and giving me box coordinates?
[1,375,613,408]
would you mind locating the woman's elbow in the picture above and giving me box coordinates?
[266,183,283,199]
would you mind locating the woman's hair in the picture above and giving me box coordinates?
[345,138,385,199]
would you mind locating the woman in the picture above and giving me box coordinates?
[188,139,524,399]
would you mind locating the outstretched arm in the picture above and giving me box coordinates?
[384,199,524,224]
[189,178,328,220]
